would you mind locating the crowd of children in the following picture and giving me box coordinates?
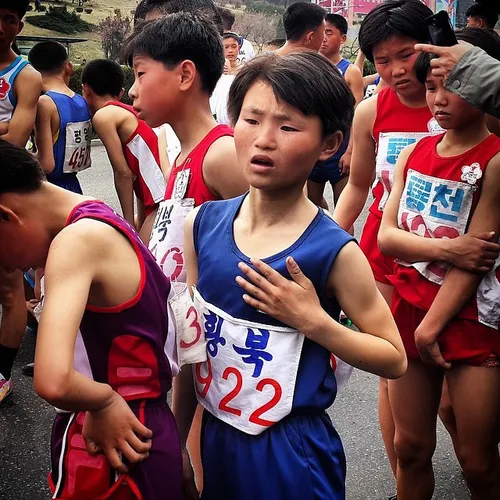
[1,0,500,499]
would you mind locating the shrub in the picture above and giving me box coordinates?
[27,6,93,34]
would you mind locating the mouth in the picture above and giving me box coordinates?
[395,79,410,87]
[435,110,451,117]
[250,155,274,169]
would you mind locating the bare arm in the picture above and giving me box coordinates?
[333,97,377,230]
[93,111,135,226]
[379,144,500,271]
[158,127,172,182]
[203,136,249,199]
[236,248,407,380]
[34,95,57,174]
[1,67,42,147]
[0,121,9,135]
[354,50,366,73]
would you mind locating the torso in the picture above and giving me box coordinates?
[0,55,29,122]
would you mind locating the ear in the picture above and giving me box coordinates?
[117,88,125,101]
[66,61,73,78]
[318,131,343,161]
[0,205,20,225]
[478,19,486,28]
[178,60,196,92]
[17,20,24,36]
[340,34,347,46]
[305,31,314,46]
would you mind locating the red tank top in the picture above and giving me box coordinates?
[389,133,500,328]
[370,87,436,218]
[104,101,165,215]
[164,124,233,204]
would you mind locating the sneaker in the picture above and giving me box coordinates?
[0,374,13,403]
[22,363,34,377]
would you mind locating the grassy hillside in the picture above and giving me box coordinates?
[21,0,138,62]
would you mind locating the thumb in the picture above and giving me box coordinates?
[415,43,445,55]
[286,257,310,288]
[474,231,496,241]
[85,438,101,455]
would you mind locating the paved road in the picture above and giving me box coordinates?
[0,145,469,499]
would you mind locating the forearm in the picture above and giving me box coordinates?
[304,311,405,379]
[172,365,198,448]
[114,173,135,225]
[420,268,482,335]
[35,368,115,412]
[378,227,452,263]
[0,122,9,135]
[333,181,370,230]
[446,47,500,119]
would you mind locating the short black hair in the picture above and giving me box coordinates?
[124,12,224,95]
[283,1,326,42]
[325,13,348,36]
[134,0,149,26]
[0,140,45,196]
[82,59,124,97]
[0,0,30,19]
[359,0,433,63]
[28,41,68,75]
[223,32,239,43]
[466,3,499,29]
[142,0,224,35]
[228,52,354,139]
[219,7,235,31]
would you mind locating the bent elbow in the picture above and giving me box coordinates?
[377,229,392,256]
[34,371,71,406]
[385,354,408,380]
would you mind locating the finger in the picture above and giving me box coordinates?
[84,438,102,456]
[235,275,269,302]
[242,293,270,314]
[238,261,278,292]
[415,43,445,54]
[105,448,129,474]
[119,440,149,465]
[132,419,153,440]
[472,231,497,241]
[250,258,291,287]
[126,432,152,454]
[285,257,312,289]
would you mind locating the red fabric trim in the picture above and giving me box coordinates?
[64,200,106,227]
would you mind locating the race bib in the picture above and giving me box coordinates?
[149,198,195,283]
[169,282,207,369]
[398,169,475,284]
[193,289,305,435]
[63,121,92,173]
[375,132,430,211]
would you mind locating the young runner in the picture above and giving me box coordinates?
[466,2,499,29]
[29,41,92,194]
[82,59,165,241]
[223,32,241,75]
[379,50,500,500]
[308,13,363,210]
[274,2,326,56]
[125,12,248,494]
[0,0,43,403]
[219,6,255,63]
[332,0,438,479]
[0,139,182,499]
[174,51,406,500]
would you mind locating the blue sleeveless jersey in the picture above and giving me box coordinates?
[45,92,91,193]
[194,195,355,500]
[331,59,351,161]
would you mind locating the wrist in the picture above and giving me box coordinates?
[302,309,333,340]
[439,238,455,264]
[90,385,117,413]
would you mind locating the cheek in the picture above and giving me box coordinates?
[233,121,252,152]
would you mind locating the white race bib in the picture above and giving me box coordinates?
[398,169,475,284]
[149,198,194,283]
[63,121,92,173]
[193,289,305,435]
[375,132,430,211]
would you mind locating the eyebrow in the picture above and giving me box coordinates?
[243,106,293,121]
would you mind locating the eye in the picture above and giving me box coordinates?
[244,118,258,125]
[281,126,298,132]
[402,53,413,60]
[137,72,145,78]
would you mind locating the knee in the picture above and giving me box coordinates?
[0,274,23,309]
[457,448,497,487]
[394,431,435,469]
[438,401,455,429]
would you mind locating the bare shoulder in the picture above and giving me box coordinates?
[355,93,378,120]
[38,94,58,113]
[14,64,42,97]
[204,135,236,166]
[346,64,362,79]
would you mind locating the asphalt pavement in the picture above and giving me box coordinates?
[0,145,470,499]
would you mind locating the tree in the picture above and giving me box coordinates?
[234,11,280,53]
[98,10,131,62]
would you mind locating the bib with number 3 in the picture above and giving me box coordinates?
[64,121,92,173]
[193,289,305,436]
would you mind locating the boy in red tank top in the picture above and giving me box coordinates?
[82,59,165,243]
[379,52,500,499]
[332,0,437,478]
[125,11,248,494]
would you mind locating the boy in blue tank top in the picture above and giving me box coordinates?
[175,52,407,500]
[29,41,92,194]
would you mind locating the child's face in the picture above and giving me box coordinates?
[425,73,483,130]
[373,35,422,98]
[320,24,345,58]
[129,55,181,128]
[223,37,239,62]
[233,81,340,192]
[0,9,23,52]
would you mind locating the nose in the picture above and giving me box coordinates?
[434,87,448,107]
[391,63,406,79]
[128,80,138,101]
[255,123,277,151]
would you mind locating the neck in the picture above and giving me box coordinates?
[230,59,238,69]
[169,96,218,156]
[42,75,71,94]
[396,87,427,108]
[327,52,342,65]
[246,184,311,230]
[443,118,490,151]
[276,41,309,56]
[93,94,116,113]
[0,48,17,66]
